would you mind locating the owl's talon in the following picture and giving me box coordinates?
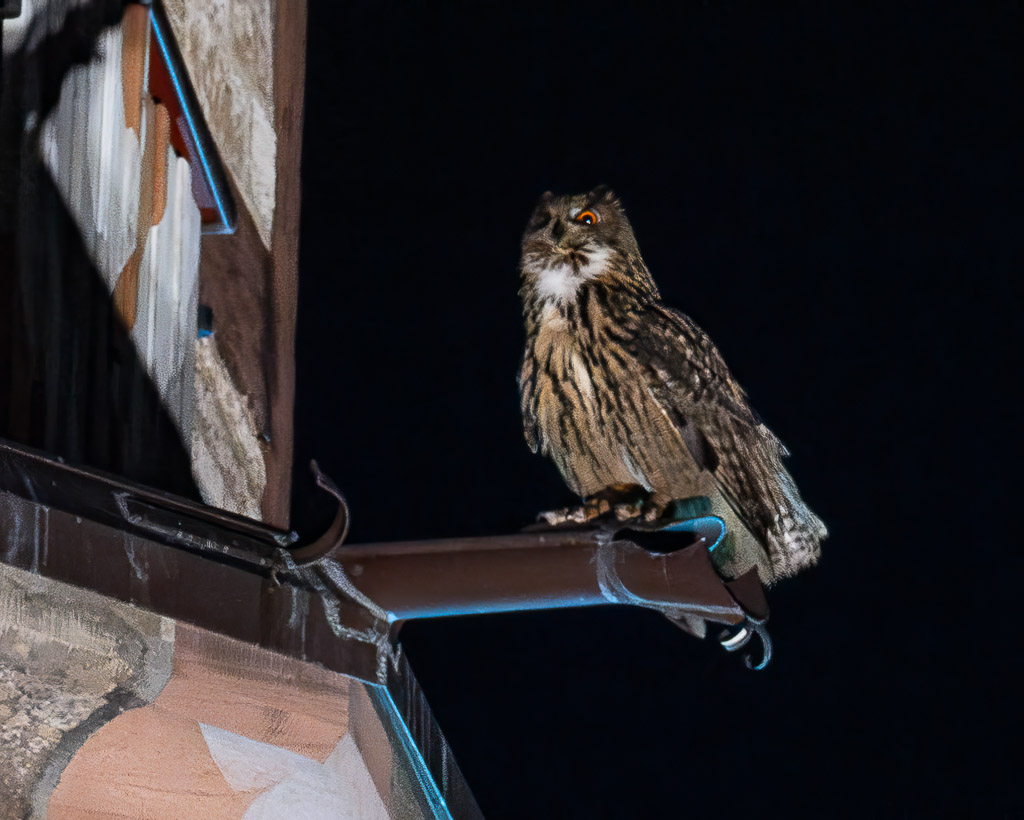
[537,509,565,526]
[718,625,752,651]
[640,503,663,523]
[537,504,599,526]
[613,502,640,521]
[537,485,652,527]
[589,484,660,524]
[719,614,772,671]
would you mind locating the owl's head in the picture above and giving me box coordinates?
[519,187,648,307]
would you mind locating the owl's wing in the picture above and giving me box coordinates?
[628,303,789,525]
[640,303,827,579]
[633,304,786,448]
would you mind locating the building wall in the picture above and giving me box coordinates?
[0,0,200,500]
[0,562,431,819]
[162,0,277,252]
[1,0,302,524]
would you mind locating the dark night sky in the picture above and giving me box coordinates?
[294,3,1020,817]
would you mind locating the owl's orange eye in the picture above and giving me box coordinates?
[575,210,599,225]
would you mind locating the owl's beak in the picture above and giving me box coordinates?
[551,218,566,243]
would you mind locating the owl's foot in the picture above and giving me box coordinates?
[537,484,657,527]
[718,613,773,671]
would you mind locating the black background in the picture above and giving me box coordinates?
[295,3,1020,817]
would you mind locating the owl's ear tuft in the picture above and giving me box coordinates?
[590,185,620,207]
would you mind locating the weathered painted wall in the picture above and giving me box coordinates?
[0,562,174,819]
[162,0,277,250]
[2,1,282,515]
[0,7,435,812]
[2,1,202,497]
[193,334,267,520]
[37,6,201,446]
[48,624,391,818]
[0,562,424,818]
[158,0,303,526]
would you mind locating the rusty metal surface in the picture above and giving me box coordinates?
[336,531,746,623]
[0,438,767,653]
[0,437,294,567]
[288,460,350,565]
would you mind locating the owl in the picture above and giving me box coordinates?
[518,187,827,585]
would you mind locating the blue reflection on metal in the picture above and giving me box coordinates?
[149,10,232,234]
[661,514,727,553]
[402,593,602,620]
[368,684,452,819]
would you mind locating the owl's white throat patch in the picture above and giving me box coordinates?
[525,246,611,305]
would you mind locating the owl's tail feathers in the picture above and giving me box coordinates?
[765,473,828,581]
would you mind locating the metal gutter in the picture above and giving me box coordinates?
[0,436,769,660]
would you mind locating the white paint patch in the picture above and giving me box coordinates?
[132,150,201,445]
[200,724,388,820]
[40,22,141,290]
[526,246,611,305]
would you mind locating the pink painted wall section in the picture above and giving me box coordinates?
[48,624,390,818]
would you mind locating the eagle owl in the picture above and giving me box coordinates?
[517,187,826,584]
